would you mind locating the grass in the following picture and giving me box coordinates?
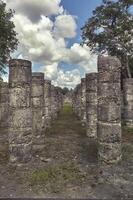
[62,103,73,114]
[48,103,86,136]
[28,161,86,193]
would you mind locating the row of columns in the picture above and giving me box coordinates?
[72,55,133,164]
[0,59,63,164]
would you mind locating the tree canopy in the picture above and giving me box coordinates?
[0,0,18,75]
[62,87,70,95]
[82,0,133,78]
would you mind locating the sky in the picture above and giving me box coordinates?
[3,0,102,88]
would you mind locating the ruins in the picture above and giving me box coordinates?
[0,55,132,167]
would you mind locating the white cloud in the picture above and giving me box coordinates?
[6,0,63,22]
[53,69,81,88]
[63,43,97,73]
[13,14,67,64]
[42,62,58,80]
[5,0,97,88]
[42,63,81,89]
[54,14,77,38]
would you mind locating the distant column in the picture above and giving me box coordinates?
[0,80,9,162]
[51,85,58,120]
[97,56,122,164]
[77,84,82,119]
[44,80,51,129]
[81,78,86,126]
[123,79,133,127]
[86,73,97,138]
[31,72,44,152]
[9,59,32,164]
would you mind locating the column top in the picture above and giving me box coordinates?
[9,59,31,67]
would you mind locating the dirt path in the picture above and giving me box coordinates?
[0,103,133,198]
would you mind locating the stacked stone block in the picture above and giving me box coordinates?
[86,73,97,138]
[81,78,86,126]
[9,59,32,164]
[51,85,58,120]
[0,79,9,161]
[31,72,45,152]
[76,84,82,119]
[0,81,9,128]
[97,56,122,164]
[44,80,52,129]
[72,84,82,119]
[123,79,133,127]
[55,87,63,115]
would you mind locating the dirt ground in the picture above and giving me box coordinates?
[0,103,133,199]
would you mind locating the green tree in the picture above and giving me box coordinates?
[0,0,18,75]
[82,0,133,78]
[62,87,69,95]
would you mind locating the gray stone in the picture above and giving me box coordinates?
[86,73,97,138]
[9,59,32,164]
[97,55,122,165]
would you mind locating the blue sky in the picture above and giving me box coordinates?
[61,0,102,45]
[4,0,102,88]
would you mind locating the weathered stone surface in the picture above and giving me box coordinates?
[86,73,97,138]
[123,78,133,127]
[44,80,52,129]
[9,59,32,164]
[97,56,122,165]
[51,85,58,120]
[72,83,83,120]
[81,78,86,126]
[0,79,9,162]
[31,72,45,151]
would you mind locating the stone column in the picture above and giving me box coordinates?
[0,80,9,162]
[51,85,58,120]
[81,78,86,126]
[31,72,44,152]
[9,59,32,164]
[44,80,51,129]
[123,79,133,127]
[86,73,97,138]
[97,56,122,164]
[77,84,82,119]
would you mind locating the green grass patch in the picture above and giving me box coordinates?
[47,102,86,136]
[62,103,73,114]
[28,162,86,193]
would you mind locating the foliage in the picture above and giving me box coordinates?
[82,0,133,77]
[62,87,69,95]
[0,0,18,74]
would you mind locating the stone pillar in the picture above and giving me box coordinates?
[0,80,9,162]
[123,79,133,127]
[77,84,82,119]
[9,59,32,164]
[0,82,9,128]
[86,73,97,138]
[44,80,51,129]
[31,72,44,152]
[81,78,86,126]
[51,85,58,120]
[97,56,121,164]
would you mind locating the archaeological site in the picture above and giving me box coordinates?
[0,55,133,199]
[0,0,133,199]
